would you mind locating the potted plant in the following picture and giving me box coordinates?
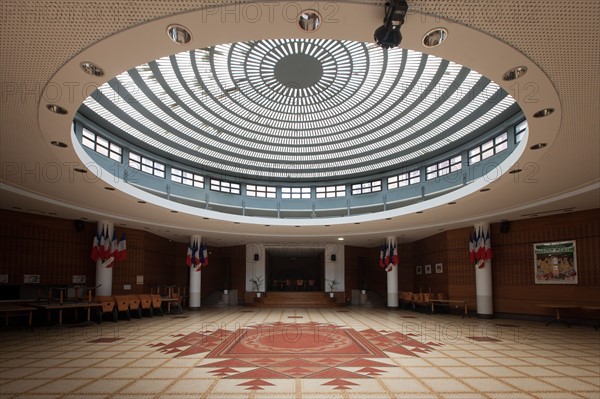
[249,275,264,297]
[327,279,339,298]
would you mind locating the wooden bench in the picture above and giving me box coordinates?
[0,304,36,329]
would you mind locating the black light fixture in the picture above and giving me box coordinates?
[374,0,409,49]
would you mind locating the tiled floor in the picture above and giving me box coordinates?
[0,307,598,398]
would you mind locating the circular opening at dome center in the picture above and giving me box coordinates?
[274,54,323,89]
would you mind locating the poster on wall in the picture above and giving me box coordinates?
[534,241,577,284]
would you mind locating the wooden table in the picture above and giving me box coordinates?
[0,305,36,329]
[430,299,469,318]
[537,304,580,327]
[31,302,102,324]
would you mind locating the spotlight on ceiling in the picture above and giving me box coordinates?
[374,0,409,49]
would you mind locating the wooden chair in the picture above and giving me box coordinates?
[150,294,163,316]
[169,293,183,314]
[113,295,131,320]
[296,279,304,290]
[96,296,117,322]
[402,292,414,309]
[138,294,153,317]
[128,295,142,318]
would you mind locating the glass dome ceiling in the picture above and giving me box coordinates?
[80,38,516,181]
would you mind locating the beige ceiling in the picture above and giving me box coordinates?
[1,0,599,247]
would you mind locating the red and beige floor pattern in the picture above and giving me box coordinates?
[1,307,599,398]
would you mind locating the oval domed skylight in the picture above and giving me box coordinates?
[79,38,516,181]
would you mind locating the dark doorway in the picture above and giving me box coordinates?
[265,248,324,291]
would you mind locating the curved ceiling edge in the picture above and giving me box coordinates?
[37,1,561,226]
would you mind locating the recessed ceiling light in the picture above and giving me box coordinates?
[502,66,527,81]
[386,218,392,220]
[533,108,554,118]
[73,168,87,173]
[298,10,321,32]
[354,222,360,225]
[264,225,270,227]
[203,217,210,220]
[509,169,522,174]
[416,211,423,214]
[80,61,104,76]
[47,104,67,114]
[50,140,67,148]
[338,237,344,241]
[422,28,448,47]
[171,210,178,213]
[324,225,330,227]
[234,222,240,224]
[448,201,457,205]
[167,24,192,44]
[480,188,490,192]
[137,200,146,204]
[104,187,115,191]
[530,143,547,150]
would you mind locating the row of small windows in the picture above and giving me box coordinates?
[282,187,311,199]
[351,180,382,195]
[426,156,462,180]
[129,152,165,178]
[388,170,421,189]
[316,185,346,198]
[172,168,204,188]
[82,128,122,162]
[210,179,241,195]
[247,185,277,198]
[515,120,528,143]
[81,121,527,198]
[468,132,508,165]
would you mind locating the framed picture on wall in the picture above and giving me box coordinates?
[435,263,443,273]
[416,265,422,275]
[24,274,40,284]
[72,275,86,284]
[534,241,577,284]
[424,264,432,274]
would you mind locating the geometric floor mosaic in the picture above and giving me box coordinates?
[150,321,442,390]
[2,307,599,398]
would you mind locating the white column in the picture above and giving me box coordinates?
[474,222,493,318]
[189,235,202,310]
[386,236,399,308]
[95,220,113,296]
